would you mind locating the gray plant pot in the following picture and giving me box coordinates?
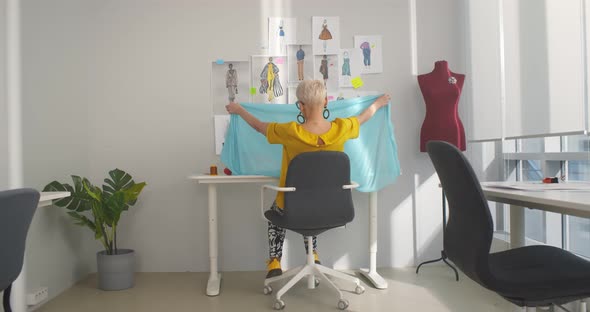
[97,249,135,291]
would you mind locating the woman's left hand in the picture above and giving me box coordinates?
[226,102,243,114]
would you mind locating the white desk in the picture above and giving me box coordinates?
[11,191,70,312]
[189,174,388,296]
[481,183,590,248]
[38,191,71,208]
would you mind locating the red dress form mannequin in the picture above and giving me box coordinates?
[418,60,466,152]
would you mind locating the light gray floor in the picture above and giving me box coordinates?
[36,266,522,312]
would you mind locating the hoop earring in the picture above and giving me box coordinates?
[323,107,330,119]
[297,113,305,124]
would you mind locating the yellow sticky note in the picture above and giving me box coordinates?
[250,87,256,95]
[351,77,364,89]
[371,44,375,48]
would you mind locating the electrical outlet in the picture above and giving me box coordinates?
[26,287,48,306]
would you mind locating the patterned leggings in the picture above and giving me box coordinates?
[268,202,317,259]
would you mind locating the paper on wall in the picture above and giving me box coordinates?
[214,115,231,155]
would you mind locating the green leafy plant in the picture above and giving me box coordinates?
[43,169,146,255]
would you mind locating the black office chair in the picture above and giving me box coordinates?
[0,188,40,312]
[427,141,590,311]
[262,151,365,310]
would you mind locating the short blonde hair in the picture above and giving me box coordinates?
[296,80,326,108]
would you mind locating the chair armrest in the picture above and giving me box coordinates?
[260,184,296,221]
[262,184,296,192]
[343,181,360,190]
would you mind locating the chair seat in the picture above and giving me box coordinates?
[264,210,334,237]
[489,245,590,305]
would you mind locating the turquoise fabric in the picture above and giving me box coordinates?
[221,95,401,192]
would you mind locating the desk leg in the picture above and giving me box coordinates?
[360,192,388,289]
[510,205,525,248]
[206,184,221,296]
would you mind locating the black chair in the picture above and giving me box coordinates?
[427,141,590,311]
[262,151,365,310]
[0,188,40,312]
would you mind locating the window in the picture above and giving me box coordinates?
[495,134,590,257]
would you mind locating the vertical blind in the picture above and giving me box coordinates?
[467,0,588,141]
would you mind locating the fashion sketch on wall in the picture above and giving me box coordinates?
[268,17,297,55]
[338,48,361,87]
[211,61,250,115]
[287,44,314,83]
[251,56,288,104]
[312,16,340,55]
[314,55,339,92]
[354,35,383,74]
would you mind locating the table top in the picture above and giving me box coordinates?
[38,191,70,208]
[481,183,590,219]
[188,174,278,184]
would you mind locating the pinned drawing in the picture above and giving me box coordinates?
[268,18,296,55]
[251,56,287,104]
[312,17,340,55]
[342,51,351,77]
[354,35,383,74]
[338,49,361,88]
[318,19,333,53]
[296,45,305,80]
[260,57,284,102]
[319,55,329,86]
[226,63,238,102]
[287,44,314,83]
[211,60,250,115]
[314,55,339,92]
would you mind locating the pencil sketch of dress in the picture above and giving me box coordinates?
[318,19,333,53]
[342,51,351,76]
[226,63,238,102]
[319,55,329,86]
[360,41,371,68]
[259,57,284,102]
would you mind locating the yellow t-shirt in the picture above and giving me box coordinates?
[266,117,360,208]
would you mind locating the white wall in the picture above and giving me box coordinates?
[0,0,8,189]
[77,0,468,272]
[21,0,99,303]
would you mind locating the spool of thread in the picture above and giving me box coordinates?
[210,165,218,175]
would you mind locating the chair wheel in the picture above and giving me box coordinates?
[263,285,272,295]
[338,299,349,310]
[315,278,320,287]
[355,285,365,294]
[273,299,285,310]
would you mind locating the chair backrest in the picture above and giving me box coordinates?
[426,141,494,287]
[0,188,39,290]
[283,151,354,230]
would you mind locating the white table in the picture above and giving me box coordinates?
[11,191,70,312]
[38,191,71,207]
[481,183,590,248]
[189,174,388,296]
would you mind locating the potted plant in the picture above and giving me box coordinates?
[43,169,146,290]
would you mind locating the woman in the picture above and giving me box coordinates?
[225,80,391,278]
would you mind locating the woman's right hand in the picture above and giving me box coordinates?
[225,102,244,115]
[374,94,391,108]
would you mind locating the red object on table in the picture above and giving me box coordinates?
[224,168,232,175]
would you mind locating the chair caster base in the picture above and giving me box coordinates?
[273,299,285,310]
[338,299,349,310]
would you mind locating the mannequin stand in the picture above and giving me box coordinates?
[415,188,459,281]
